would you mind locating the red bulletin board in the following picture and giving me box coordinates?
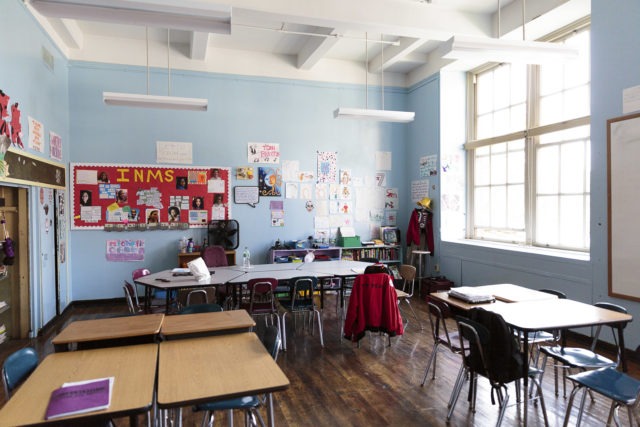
[70,163,231,230]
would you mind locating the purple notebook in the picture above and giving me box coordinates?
[45,377,113,420]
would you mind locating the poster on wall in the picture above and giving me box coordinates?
[258,167,282,197]
[106,239,145,261]
[248,143,280,163]
[50,131,62,162]
[28,116,44,153]
[317,151,337,183]
[71,163,231,230]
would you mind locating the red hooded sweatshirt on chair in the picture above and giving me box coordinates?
[343,273,404,342]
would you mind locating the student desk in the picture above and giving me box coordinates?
[134,269,246,313]
[430,286,633,426]
[157,333,289,427]
[159,309,256,340]
[0,343,157,427]
[52,313,164,351]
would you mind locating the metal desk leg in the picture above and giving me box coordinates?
[267,393,275,427]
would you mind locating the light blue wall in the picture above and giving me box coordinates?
[0,0,71,332]
[432,0,640,351]
[69,62,410,300]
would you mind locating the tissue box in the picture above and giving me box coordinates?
[337,236,361,247]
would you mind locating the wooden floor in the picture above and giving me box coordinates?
[1,295,638,426]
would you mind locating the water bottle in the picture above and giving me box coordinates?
[242,246,251,268]
[187,238,194,253]
[180,236,188,253]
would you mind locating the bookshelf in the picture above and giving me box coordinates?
[269,247,342,263]
[340,245,402,264]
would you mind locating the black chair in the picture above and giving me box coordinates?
[447,309,548,426]
[2,347,38,397]
[421,299,463,385]
[279,276,323,351]
[563,367,640,426]
[193,326,281,427]
[539,301,628,407]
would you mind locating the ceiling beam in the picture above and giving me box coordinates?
[189,31,209,60]
[368,37,424,72]
[296,27,340,70]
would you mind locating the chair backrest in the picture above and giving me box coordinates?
[2,347,38,397]
[123,281,140,314]
[246,278,278,313]
[591,302,628,359]
[427,299,455,348]
[287,276,318,310]
[399,264,416,295]
[363,263,391,275]
[538,288,567,299]
[466,308,524,384]
[132,268,151,280]
[262,325,282,361]
[179,303,223,314]
[200,245,228,268]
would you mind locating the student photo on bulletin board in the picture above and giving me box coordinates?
[98,171,109,183]
[147,209,160,224]
[79,190,92,206]
[176,176,188,190]
[116,189,128,204]
[192,196,204,210]
[168,206,180,222]
[213,194,224,207]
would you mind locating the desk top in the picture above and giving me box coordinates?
[157,333,289,408]
[484,299,633,331]
[297,260,373,277]
[135,268,245,289]
[225,268,332,284]
[223,263,302,272]
[0,344,158,426]
[160,310,255,336]
[429,284,558,311]
[52,313,164,346]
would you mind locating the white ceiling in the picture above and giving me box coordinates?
[26,0,590,87]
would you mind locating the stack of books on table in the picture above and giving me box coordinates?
[448,287,496,304]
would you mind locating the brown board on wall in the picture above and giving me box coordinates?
[0,147,65,190]
[608,112,640,302]
[70,163,231,230]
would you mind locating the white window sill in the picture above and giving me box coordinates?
[444,238,590,262]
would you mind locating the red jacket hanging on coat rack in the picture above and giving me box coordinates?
[406,208,434,255]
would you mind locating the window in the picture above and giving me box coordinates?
[467,24,590,251]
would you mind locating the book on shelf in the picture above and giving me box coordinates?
[45,377,114,420]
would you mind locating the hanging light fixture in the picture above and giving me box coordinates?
[103,28,208,111]
[440,0,579,64]
[334,33,415,123]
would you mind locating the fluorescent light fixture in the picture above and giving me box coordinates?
[28,0,232,34]
[440,35,579,64]
[334,108,415,123]
[103,92,208,111]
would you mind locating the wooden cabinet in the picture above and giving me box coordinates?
[340,245,402,264]
[178,250,236,267]
[268,247,342,263]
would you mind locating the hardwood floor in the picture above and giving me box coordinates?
[0,296,637,426]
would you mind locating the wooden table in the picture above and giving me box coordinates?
[135,269,246,313]
[429,283,557,311]
[52,313,164,351]
[160,309,256,339]
[0,344,158,426]
[157,333,289,427]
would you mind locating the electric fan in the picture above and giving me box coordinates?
[208,220,239,250]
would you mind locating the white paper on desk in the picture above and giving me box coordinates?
[187,257,211,281]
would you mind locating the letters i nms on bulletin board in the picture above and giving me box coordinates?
[70,163,231,230]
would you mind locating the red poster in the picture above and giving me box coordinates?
[71,163,230,230]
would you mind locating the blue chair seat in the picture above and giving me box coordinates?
[542,345,616,369]
[195,395,260,412]
[569,367,640,405]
